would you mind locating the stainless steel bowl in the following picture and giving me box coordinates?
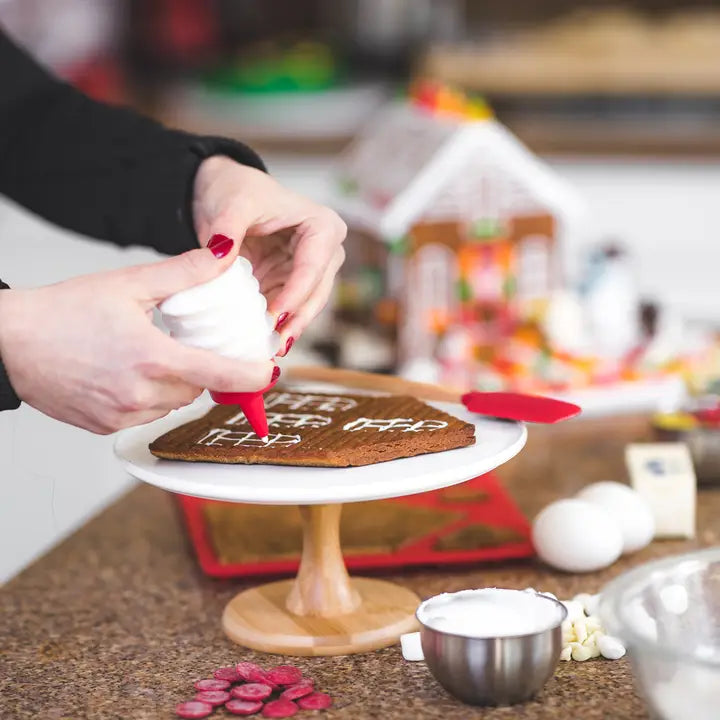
[417,591,567,706]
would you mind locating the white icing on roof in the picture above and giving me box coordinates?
[335,103,588,241]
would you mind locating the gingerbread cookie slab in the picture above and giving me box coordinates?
[149,390,476,467]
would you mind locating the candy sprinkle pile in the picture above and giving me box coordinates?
[175,663,332,718]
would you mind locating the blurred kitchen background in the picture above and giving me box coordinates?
[1,0,719,581]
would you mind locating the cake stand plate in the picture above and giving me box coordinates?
[114,395,527,656]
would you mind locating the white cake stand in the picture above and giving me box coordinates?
[114,394,526,656]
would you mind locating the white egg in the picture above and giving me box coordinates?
[532,499,623,573]
[576,481,655,554]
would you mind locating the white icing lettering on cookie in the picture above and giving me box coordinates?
[226,411,332,429]
[343,418,448,433]
[197,428,301,447]
[265,392,357,413]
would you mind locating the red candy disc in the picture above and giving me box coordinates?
[194,678,231,692]
[231,683,273,701]
[176,700,213,718]
[236,661,264,682]
[226,699,264,716]
[214,666,242,682]
[195,690,231,706]
[262,699,298,718]
[268,666,303,686]
[247,668,278,688]
[280,683,314,701]
[298,693,333,710]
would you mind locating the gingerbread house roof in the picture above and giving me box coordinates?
[335,102,587,241]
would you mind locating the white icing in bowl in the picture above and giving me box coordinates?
[417,588,567,639]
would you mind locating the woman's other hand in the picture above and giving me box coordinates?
[192,158,347,355]
[0,243,274,434]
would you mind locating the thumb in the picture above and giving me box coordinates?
[127,235,238,306]
[202,205,252,251]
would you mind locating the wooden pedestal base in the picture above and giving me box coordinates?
[222,577,420,656]
[221,504,420,656]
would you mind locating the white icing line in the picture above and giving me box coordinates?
[343,418,448,432]
[197,428,301,448]
[226,411,332,429]
[264,392,358,412]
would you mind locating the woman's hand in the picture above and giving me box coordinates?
[193,157,347,354]
[0,244,274,434]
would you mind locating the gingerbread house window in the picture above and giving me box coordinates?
[516,235,551,300]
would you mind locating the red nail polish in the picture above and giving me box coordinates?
[208,234,234,258]
[272,365,281,382]
[275,312,290,331]
[284,337,295,355]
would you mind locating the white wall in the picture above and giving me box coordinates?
[1,154,718,582]
[0,199,160,584]
[549,158,720,323]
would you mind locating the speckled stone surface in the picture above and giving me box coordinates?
[1,415,718,719]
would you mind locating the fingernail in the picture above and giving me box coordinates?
[208,234,234,258]
[284,337,295,355]
[275,312,290,331]
[272,366,281,382]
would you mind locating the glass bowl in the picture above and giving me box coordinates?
[600,548,720,720]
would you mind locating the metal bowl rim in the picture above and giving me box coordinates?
[600,546,720,669]
[416,591,568,641]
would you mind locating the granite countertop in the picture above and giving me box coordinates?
[2,414,718,719]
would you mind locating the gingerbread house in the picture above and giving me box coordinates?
[333,88,588,388]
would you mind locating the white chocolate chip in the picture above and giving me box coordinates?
[573,592,600,616]
[585,614,603,633]
[400,632,424,661]
[571,643,594,661]
[584,631,602,658]
[561,600,585,623]
[574,617,588,644]
[598,634,626,660]
[572,592,592,608]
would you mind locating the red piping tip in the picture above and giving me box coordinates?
[210,366,281,438]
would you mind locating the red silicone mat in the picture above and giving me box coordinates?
[177,472,534,578]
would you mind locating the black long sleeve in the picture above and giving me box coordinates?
[0,280,19,410]
[0,28,265,257]
[0,28,267,412]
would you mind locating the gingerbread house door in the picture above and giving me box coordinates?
[399,222,462,363]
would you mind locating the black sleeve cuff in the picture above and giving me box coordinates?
[0,281,21,411]
[188,135,267,175]
[164,134,268,255]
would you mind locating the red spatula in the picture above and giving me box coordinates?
[461,391,580,424]
[285,367,581,424]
